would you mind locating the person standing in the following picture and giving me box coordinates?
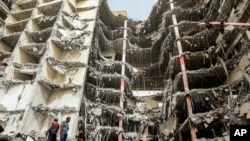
[60,117,71,141]
[0,125,4,133]
[46,118,60,141]
[76,126,86,141]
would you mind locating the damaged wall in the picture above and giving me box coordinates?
[0,0,99,140]
[161,0,250,140]
[1,0,250,141]
[85,0,250,140]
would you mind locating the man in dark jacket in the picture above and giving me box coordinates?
[46,118,60,141]
[0,125,4,133]
[76,126,86,141]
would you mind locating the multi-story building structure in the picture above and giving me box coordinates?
[1,0,250,141]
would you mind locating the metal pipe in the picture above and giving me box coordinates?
[167,52,173,119]
[118,116,123,141]
[169,0,197,140]
[167,80,172,118]
[135,121,146,141]
[142,125,148,141]
[198,21,250,28]
[163,90,167,119]
[186,95,196,139]
[118,20,128,141]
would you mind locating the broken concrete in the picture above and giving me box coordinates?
[1,0,250,141]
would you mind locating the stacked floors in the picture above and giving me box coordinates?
[0,0,99,140]
[1,0,250,141]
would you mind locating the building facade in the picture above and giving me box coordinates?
[1,0,250,141]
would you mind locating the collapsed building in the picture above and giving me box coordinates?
[0,0,250,141]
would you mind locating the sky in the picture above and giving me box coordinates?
[107,0,158,21]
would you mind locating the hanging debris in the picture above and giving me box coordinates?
[1,0,250,141]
